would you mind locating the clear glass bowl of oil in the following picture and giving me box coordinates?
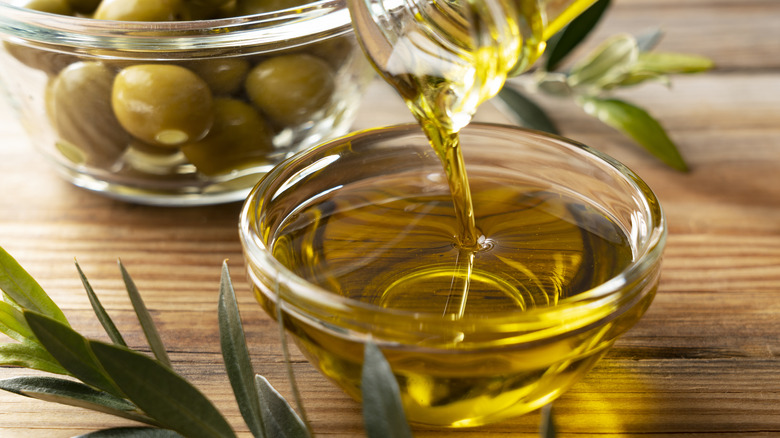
[240,122,666,428]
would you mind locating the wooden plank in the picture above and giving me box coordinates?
[0,0,778,436]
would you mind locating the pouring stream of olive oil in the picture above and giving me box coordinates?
[272,0,631,316]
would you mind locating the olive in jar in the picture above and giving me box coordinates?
[112,64,215,147]
[3,0,77,74]
[187,58,250,96]
[181,98,275,175]
[93,0,190,21]
[46,61,131,167]
[232,0,308,15]
[245,53,336,127]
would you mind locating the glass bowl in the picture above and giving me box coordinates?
[0,1,374,205]
[239,122,666,428]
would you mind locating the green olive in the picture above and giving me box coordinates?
[187,58,250,95]
[245,53,336,127]
[3,0,77,75]
[181,98,274,175]
[3,43,76,76]
[306,35,356,69]
[112,64,214,147]
[46,61,130,167]
[21,0,73,15]
[94,0,190,21]
[121,140,187,175]
[233,0,308,15]
[65,0,101,14]
[185,0,232,19]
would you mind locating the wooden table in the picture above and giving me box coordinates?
[1,0,778,436]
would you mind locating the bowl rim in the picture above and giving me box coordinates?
[0,0,352,51]
[239,122,666,330]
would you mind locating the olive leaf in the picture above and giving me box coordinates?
[23,310,124,396]
[0,246,69,325]
[539,404,557,438]
[544,0,612,71]
[495,86,560,134]
[578,96,688,171]
[274,275,310,429]
[0,376,157,426]
[361,341,413,438]
[73,427,184,437]
[76,259,127,347]
[218,261,266,438]
[0,299,34,342]
[118,260,171,368]
[567,34,638,90]
[601,51,715,89]
[89,339,237,438]
[632,52,715,75]
[255,375,311,438]
[0,340,70,374]
[635,27,663,52]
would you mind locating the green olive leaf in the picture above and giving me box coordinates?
[361,341,413,438]
[635,27,664,52]
[0,300,34,342]
[539,404,557,438]
[118,260,171,368]
[274,277,310,429]
[73,427,184,437]
[612,70,670,88]
[89,340,237,438]
[218,261,266,438]
[2,290,22,310]
[0,246,69,325]
[496,85,560,134]
[0,376,158,426]
[255,375,311,438]
[535,72,574,97]
[568,34,638,90]
[544,0,612,71]
[23,311,124,396]
[632,51,715,74]
[0,340,70,374]
[579,97,689,171]
[76,260,127,347]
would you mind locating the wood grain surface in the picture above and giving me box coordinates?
[1,0,779,436]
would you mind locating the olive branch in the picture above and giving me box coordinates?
[497,0,714,171]
[0,245,555,437]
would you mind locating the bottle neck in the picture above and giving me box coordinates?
[349,0,523,132]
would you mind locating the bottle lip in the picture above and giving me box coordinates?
[0,0,352,52]
[239,122,666,333]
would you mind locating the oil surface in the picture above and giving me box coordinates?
[271,175,633,317]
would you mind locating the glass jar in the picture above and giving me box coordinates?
[0,1,374,205]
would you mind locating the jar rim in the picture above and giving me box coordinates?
[239,122,666,331]
[0,0,352,51]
